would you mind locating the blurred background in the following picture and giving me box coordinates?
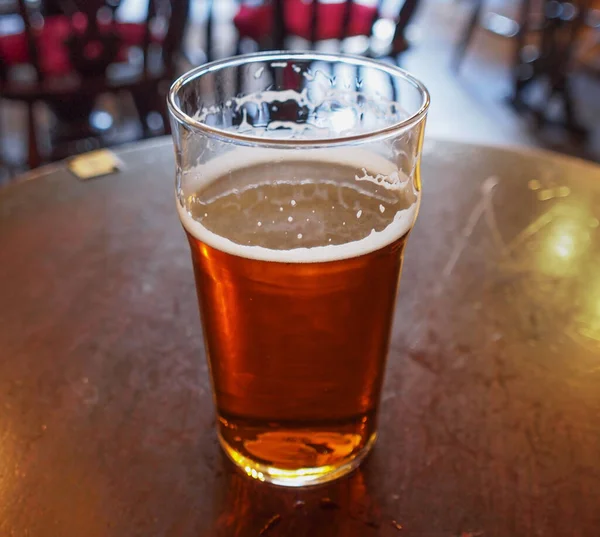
[1,0,599,184]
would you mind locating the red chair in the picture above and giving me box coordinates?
[0,0,189,168]
[233,0,385,50]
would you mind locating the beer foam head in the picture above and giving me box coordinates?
[177,147,419,263]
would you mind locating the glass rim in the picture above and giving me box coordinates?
[167,51,430,148]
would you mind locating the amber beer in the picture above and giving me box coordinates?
[178,149,419,484]
[168,51,429,486]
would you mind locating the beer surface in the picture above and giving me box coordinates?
[179,148,418,262]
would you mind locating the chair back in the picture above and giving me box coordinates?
[58,0,121,76]
[279,0,386,46]
[14,0,188,81]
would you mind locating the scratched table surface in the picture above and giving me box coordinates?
[1,138,600,537]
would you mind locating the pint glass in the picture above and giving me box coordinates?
[168,52,429,486]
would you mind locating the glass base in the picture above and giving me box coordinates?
[218,431,377,487]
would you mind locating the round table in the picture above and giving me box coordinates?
[1,138,599,537]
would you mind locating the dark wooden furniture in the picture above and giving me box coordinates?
[0,0,189,168]
[456,0,599,138]
[511,0,593,136]
[1,138,600,536]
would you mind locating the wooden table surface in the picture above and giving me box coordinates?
[1,138,600,537]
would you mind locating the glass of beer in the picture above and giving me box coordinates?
[168,52,429,487]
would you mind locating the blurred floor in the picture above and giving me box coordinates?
[1,0,599,185]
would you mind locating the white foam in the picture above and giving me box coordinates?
[177,147,419,264]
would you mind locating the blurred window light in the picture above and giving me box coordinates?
[90,111,114,132]
[147,111,164,132]
[482,13,519,38]
[372,19,395,42]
